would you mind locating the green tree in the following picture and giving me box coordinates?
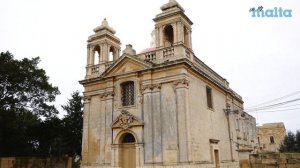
[280,131,297,153]
[61,91,83,158]
[35,116,64,156]
[0,51,60,117]
[296,131,300,152]
[0,51,60,156]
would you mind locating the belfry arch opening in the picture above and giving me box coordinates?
[93,45,100,65]
[163,25,174,47]
[109,46,115,61]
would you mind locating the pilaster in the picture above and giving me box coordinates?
[142,84,153,163]
[173,79,191,163]
[172,23,178,44]
[152,84,162,163]
[99,93,106,164]
[177,22,184,45]
[82,96,91,165]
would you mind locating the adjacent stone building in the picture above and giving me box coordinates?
[79,1,257,167]
[257,122,286,153]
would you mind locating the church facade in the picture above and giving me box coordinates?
[80,1,257,168]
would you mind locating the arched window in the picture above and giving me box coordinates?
[122,133,136,143]
[164,25,174,47]
[270,136,275,144]
[93,45,100,64]
[121,81,134,106]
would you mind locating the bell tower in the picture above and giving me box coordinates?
[86,18,121,78]
[153,0,193,50]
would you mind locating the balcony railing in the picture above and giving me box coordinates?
[91,65,99,74]
[163,47,174,58]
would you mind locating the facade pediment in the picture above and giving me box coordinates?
[103,55,152,77]
[111,110,144,129]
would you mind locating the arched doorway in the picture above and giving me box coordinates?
[119,133,136,168]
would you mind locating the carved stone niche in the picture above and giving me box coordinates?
[111,110,144,130]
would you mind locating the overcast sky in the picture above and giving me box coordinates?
[1,0,299,132]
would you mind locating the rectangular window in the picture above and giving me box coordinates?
[206,87,213,109]
[270,136,275,144]
[121,81,135,106]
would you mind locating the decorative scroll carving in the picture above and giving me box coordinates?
[152,84,161,92]
[119,110,133,129]
[112,110,144,130]
[83,96,91,103]
[173,79,189,88]
[142,84,153,93]
[142,83,161,93]
[100,91,115,99]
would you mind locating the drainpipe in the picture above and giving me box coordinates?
[224,107,234,162]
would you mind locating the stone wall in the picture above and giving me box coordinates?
[0,157,73,168]
[250,153,300,168]
[257,122,286,153]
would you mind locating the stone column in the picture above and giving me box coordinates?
[102,44,108,62]
[86,46,92,77]
[104,91,114,164]
[107,44,111,61]
[189,29,193,50]
[81,96,91,165]
[142,84,153,163]
[90,46,95,65]
[136,143,144,167]
[155,27,159,48]
[152,84,162,163]
[172,23,178,44]
[174,79,191,163]
[177,22,184,44]
[111,144,119,167]
[159,27,163,48]
[87,45,91,66]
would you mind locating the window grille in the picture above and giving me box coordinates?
[121,81,134,106]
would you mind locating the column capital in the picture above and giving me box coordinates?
[142,83,162,93]
[173,79,189,89]
[100,91,115,99]
[142,84,153,94]
[152,84,162,93]
[83,96,91,103]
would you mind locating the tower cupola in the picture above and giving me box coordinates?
[86,18,121,78]
[153,0,193,50]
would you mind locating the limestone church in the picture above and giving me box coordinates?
[80,1,257,168]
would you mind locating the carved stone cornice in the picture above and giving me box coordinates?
[111,110,144,130]
[173,79,189,89]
